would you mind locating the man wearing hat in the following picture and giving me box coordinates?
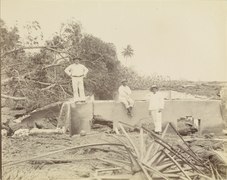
[118,79,134,116]
[147,85,165,135]
[64,57,89,101]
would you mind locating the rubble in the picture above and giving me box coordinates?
[1,102,62,137]
[10,128,64,137]
[177,116,200,136]
[12,129,30,137]
[110,121,227,180]
[92,115,113,129]
[2,121,227,180]
[1,107,28,136]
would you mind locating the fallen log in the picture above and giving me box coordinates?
[29,128,63,135]
[29,159,72,164]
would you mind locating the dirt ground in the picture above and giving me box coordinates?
[2,130,132,180]
[3,130,227,180]
[2,124,227,180]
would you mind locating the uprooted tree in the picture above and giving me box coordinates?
[1,18,174,113]
[1,19,124,112]
[3,18,215,114]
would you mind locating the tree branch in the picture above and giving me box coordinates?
[43,63,63,69]
[59,85,71,96]
[1,94,27,101]
[1,46,70,58]
[25,79,53,86]
[1,70,36,85]
[41,84,56,91]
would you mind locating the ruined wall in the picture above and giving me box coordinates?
[22,99,224,135]
[94,100,224,133]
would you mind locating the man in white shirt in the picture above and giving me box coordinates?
[118,79,134,116]
[64,57,89,101]
[148,85,165,134]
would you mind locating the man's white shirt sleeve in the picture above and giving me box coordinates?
[83,65,89,76]
[64,65,72,76]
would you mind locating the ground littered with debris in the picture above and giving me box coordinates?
[2,123,227,180]
[2,130,127,180]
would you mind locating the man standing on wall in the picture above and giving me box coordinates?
[148,85,165,135]
[64,57,89,102]
[118,79,134,116]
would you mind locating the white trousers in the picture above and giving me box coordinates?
[119,97,134,109]
[150,110,162,132]
[72,77,85,100]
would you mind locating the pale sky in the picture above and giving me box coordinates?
[1,0,227,81]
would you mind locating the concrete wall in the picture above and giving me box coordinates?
[131,90,207,101]
[57,101,92,135]
[69,102,92,135]
[162,100,223,133]
[23,99,224,135]
[94,100,224,133]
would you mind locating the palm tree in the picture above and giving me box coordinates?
[121,45,134,66]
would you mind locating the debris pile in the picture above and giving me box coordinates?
[177,116,200,136]
[11,128,64,137]
[1,107,26,136]
[112,122,226,180]
[3,121,227,180]
[1,102,62,137]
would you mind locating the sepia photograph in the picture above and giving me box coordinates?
[1,0,227,179]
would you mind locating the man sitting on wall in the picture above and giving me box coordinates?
[118,79,134,116]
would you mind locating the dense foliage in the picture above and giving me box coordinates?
[1,19,220,112]
[1,19,123,110]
